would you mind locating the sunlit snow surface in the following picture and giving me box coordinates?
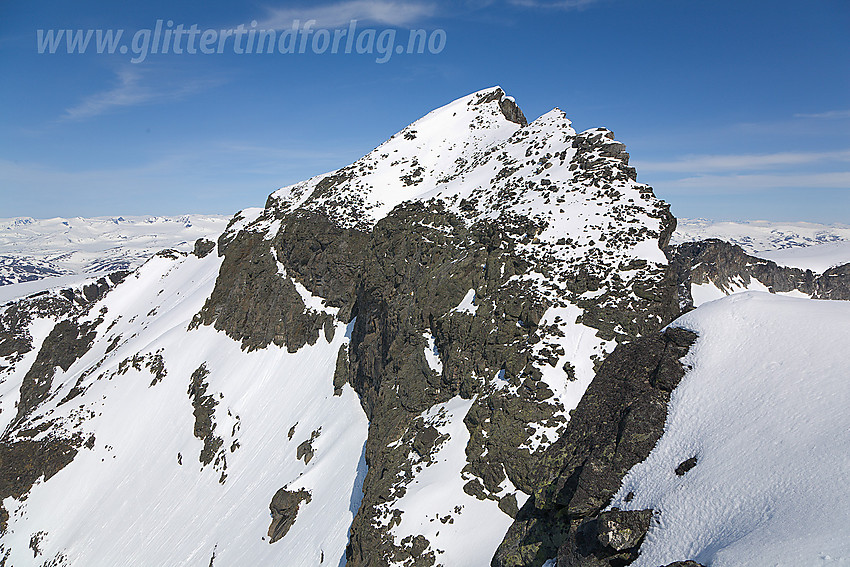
[688,276,809,308]
[0,251,368,566]
[609,292,850,567]
[758,241,850,273]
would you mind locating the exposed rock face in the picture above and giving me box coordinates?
[814,263,850,300]
[15,319,99,423]
[267,488,311,543]
[668,238,850,308]
[296,429,321,464]
[492,327,698,567]
[555,508,654,567]
[595,509,652,551]
[193,211,362,352]
[0,438,79,534]
[193,238,216,258]
[187,363,224,471]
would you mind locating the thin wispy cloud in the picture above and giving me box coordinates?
[508,0,602,10]
[664,172,850,194]
[259,0,437,29]
[794,110,850,120]
[63,68,222,121]
[636,150,850,173]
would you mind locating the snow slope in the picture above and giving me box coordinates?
[0,215,229,285]
[0,250,368,566]
[757,241,850,273]
[609,292,850,567]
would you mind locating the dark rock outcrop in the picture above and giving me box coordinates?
[492,327,698,567]
[814,263,850,300]
[0,437,79,534]
[595,508,653,551]
[187,363,224,475]
[674,456,698,476]
[471,87,528,126]
[15,319,99,423]
[296,429,321,465]
[267,488,311,544]
[193,238,216,258]
[669,238,850,308]
[556,508,653,567]
[192,211,364,352]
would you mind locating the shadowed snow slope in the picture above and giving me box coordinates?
[610,292,850,567]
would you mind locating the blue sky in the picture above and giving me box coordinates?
[1,0,848,222]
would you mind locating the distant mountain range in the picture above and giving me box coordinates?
[0,214,229,288]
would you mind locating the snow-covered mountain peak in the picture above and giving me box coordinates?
[262,88,660,266]
[266,86,529,226]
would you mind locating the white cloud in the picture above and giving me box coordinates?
[63,68,222,121]
[660,172,850,195]
[258,0,437,29]
[635,150,850,173]
[794,110,850,120]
